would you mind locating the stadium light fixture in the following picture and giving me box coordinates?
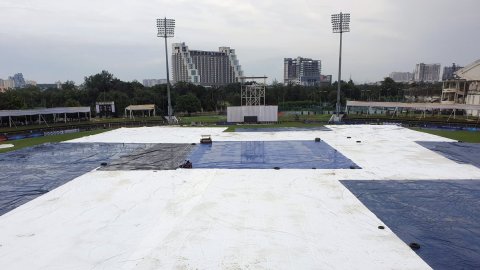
[156,18,175,122]
[331,12,350,119]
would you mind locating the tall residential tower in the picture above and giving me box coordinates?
[284,57,322,86]
[172,42,243,86]
[414,63,441,82]
[442,63,463,81]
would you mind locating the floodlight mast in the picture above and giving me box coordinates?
[331,12,350,119]
[156,17,175,123]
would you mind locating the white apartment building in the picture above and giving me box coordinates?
[388,72,413,82]
[414,63,441,82]
[172,42,243,86]
[0,78,15,91]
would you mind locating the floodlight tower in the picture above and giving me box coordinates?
[331,12,350,118]
[156,17,175,122]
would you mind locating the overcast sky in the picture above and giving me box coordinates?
[0,0,478,84]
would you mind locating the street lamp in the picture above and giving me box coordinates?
[331,12,350,119]
[156,17,175,123]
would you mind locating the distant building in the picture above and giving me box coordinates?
[0,78,15,91]
[26,80,37,86]
[414,63,441,82]
[1,74,38,90]
[37,84,59,90]
[284,57,322,86]
[442,63,463,81]
[389,72,413,83]
[320,75,332,87]
[34,82,62,90]
[172,42,243,86]
[9,73,26,88]
[441,59,480,116]
[142,79,168,87]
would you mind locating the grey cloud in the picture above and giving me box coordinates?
[1,0,479,84]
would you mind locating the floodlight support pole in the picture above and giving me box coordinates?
[163,18,173,120]
[336,13,343,117]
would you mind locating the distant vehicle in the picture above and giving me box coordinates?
[200,135,212,144]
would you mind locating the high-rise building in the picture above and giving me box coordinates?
[172,42,243,86]
[0,78,15,91]
[414,63,441,82]
[1,79,6,91]
[142,79,168,87]
[284,57,322,86]
[388,72,413,82]
[442,63,463,81]
[9,73,26,88]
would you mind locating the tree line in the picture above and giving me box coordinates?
[0,70,442,116]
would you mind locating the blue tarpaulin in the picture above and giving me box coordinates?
[342,180,480,270]
[187,140,359,169]
[418,141,480,168]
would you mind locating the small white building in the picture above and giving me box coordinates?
[227,76,278,123]
[95,101,115,117]
[227,106,278,123]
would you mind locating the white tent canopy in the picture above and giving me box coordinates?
[346,101,480,111]
[125,104,156,119]
[0,107,91,127]
[346,101,480,119]
[0,107,90,117]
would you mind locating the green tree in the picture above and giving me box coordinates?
[84,70,115,93]
[381,77,400,100]
[83,70,119,105]
[65,99,81,107]
[175,94,201,115]
[61,80,76,91]
[0,90,24,109]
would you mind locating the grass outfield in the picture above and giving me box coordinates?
[411,128,480,143]
[0,129,113,153]
[279,114,331,122]
[178,115,226,124]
